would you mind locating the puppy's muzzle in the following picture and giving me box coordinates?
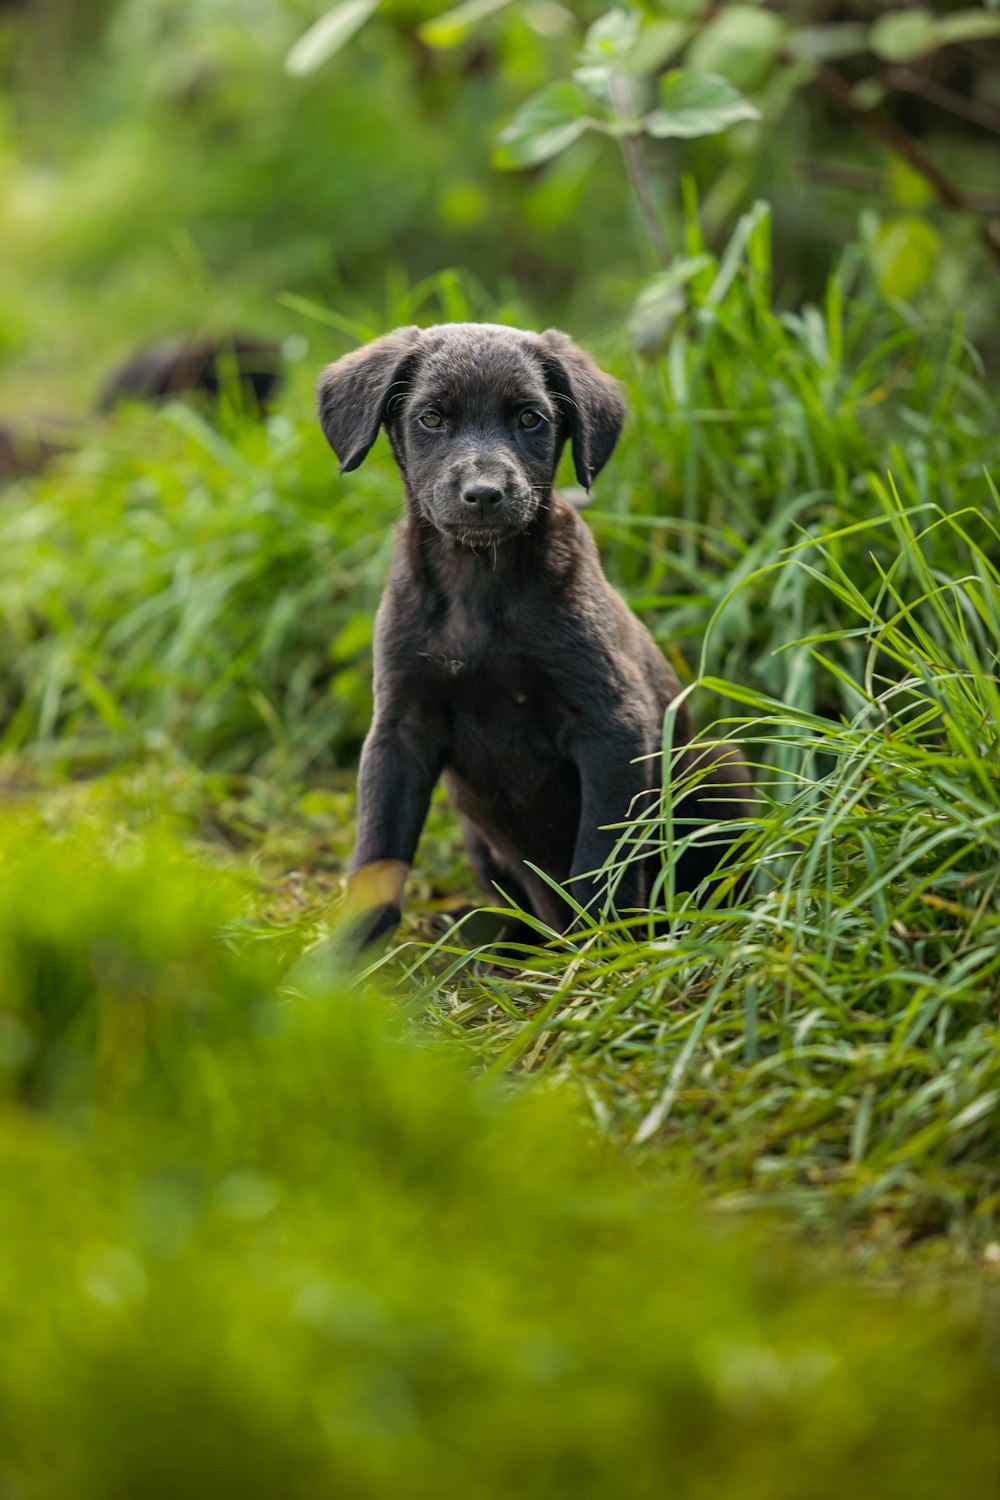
[459,482,504,519]
[430,455,538,543]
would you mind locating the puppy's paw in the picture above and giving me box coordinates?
[338,901,402,958]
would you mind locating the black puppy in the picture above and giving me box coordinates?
[318,323,751,948]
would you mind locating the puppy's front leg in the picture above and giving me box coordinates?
[343,721,442,949]
[568,731,653,922]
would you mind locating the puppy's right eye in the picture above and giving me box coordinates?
[419,410,443,430]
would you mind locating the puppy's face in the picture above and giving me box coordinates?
[318,323,625,548]
[396,327,560,544]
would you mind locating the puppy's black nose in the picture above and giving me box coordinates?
[460,483,504,510]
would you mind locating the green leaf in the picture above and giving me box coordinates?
[331,613,373,660]
[887,159,933,210]
[686,6,786,90]
[935,9,1000,46]
[652,0,709,17]
[851,77,887,111]
[627,19,692,77]
[494,83,595,169]
[869,9,939,62]
[871,7,1000,61]
[284,0,380,76]
[419,0,513,50]
[873,216,941,301]
[581,7,642,63]
[522,1,575,38]
[570,65,615,107]
[572,8,643,104]
[645,71,760,139]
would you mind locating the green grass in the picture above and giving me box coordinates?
[411,479,1000,1242]
[3,213,999,1247]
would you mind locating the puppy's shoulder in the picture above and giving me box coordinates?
[543,495,603,583]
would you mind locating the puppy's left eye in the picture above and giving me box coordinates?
[419,410,443,430]
[518,409,544,429]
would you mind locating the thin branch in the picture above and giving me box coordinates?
[810,62,1000,267]
[886,65,1000,136]
[794,157,1000,216]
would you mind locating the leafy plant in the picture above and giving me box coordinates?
[482,4,1000,281]
[494,8,759,263]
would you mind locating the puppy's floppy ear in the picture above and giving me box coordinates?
[535,329,626,490]
[317,325,422,473]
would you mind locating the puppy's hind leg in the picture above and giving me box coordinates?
[669,740,756,905]
[453,817,544,952]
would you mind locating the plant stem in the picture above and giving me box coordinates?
[609,69,671,268]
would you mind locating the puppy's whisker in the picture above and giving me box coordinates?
[385,379,414,417]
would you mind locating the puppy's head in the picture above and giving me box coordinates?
[317,323,624,546]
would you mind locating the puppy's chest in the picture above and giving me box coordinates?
[417,595,500,675]
[417,625,572,746]
[445,664,574,794]
[409,591,577,744]
[416,596,525,684]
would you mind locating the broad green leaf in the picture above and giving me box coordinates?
[873,216,941,301]
[870,9,939,62]
[581,7,642,63]
[284,0,380,76]
[494,83,595,169]
[686,5,786,90]
[645,71,760,139]
[571,64,616,106]
[627,19,692,77]
[523,1,575,38]
[419,0,513,50]
[573,7,643,104]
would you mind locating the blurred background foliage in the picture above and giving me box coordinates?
[1,0,999,411]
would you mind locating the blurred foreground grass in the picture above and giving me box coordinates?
[1,813,999,1499]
